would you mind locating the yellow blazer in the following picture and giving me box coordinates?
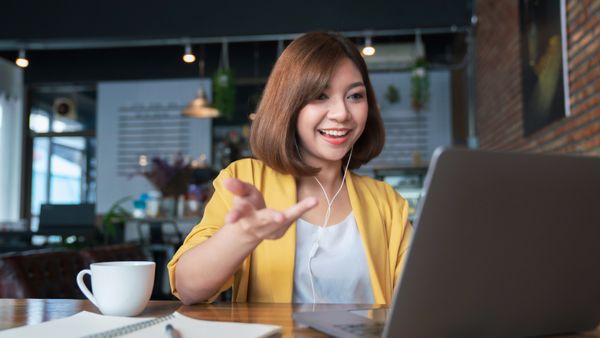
[167,158,413,304]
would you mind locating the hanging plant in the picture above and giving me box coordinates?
[385,84,400,104]
[213,41,236,120]
[411,57,429,112]
[213,68,236,120]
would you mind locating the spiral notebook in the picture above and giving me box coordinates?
[0,311,281,338]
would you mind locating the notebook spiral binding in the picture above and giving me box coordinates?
[82,313,175,338]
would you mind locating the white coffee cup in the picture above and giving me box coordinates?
[76,261,155,316]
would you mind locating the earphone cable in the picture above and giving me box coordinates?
[308,147,353,305]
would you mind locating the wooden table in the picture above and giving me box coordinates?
[0,298,598,337]
[0,299,357,337]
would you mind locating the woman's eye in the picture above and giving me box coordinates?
[348,92,365,100]
[317,93,328,100]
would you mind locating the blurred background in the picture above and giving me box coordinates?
[0,0,597,299]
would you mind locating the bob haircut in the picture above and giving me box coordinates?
[250,31,385,177]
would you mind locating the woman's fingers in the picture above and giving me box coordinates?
[247,209,285,240]
[283,197,318,222]
[223,177,252,197]
[225,209,239,224]
[254,197,318,240]
[225,195,255,223]
[223,177,266,210]
[227,194,318,241]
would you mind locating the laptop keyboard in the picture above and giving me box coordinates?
[333,322,385,338]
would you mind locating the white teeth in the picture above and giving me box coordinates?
[319,129,349,137]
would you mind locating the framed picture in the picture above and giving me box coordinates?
[519,0,571,136]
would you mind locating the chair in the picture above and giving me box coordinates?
[0,244,148,299]
[0,248,85,298]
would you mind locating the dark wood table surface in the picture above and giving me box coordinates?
[0,298,598,337]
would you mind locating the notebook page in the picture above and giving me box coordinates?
[0,311,282,338]
[0,311,150,338]
[124,312,281,338]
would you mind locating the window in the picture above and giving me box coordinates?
[27,86,97,230]
[0,93,23,222]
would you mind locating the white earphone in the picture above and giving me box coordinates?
[307,147,353,304]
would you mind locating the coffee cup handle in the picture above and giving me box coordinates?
[76,269,98,307]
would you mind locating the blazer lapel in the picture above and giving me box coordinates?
[347,172,390,304]
[261,171,297,302]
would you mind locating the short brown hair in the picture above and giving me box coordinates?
[250,31,385,177]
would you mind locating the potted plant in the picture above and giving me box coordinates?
[102,196,132,244]
[134,154,194,218]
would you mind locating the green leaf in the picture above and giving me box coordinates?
[213,68,236,119]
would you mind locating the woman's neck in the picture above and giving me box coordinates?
[316,165,342,185]
[297,162,344,197]
[295,156,352,226]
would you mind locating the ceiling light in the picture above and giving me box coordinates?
[182,43,196,63]
[15,49,29,68]
[182,88,219,118]
[362,36,375,56]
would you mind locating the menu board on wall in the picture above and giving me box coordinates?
[365,70,452,170]
[97,79,212,213]
[115,103,192,177]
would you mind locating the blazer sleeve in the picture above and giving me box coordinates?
[167,166,236,301]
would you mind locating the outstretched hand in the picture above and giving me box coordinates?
[222,177,318,242]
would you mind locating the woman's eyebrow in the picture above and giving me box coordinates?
[322,81,365,91]
[347,81,365,90]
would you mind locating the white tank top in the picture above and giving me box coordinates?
[293,213,374,304]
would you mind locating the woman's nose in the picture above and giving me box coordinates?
[327,97,350,121]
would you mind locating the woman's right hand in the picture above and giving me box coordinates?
[222,177,318,242]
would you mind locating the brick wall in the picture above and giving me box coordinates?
[475,0,600,155]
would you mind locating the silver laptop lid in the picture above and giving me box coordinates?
[385,147,600,338]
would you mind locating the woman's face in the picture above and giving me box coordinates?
[296,57,368,169]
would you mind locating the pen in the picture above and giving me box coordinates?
[165,323,178,338]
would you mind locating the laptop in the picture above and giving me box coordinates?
[293,147,600,338]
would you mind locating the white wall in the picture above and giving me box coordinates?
[96,79,212,213]
[367,70,452,168]
[0,58,23,222]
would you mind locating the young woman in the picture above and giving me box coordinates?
[168,32,412,305]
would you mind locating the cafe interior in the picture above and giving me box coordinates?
[0,0,598,336]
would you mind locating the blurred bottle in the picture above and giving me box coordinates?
[146,191,161,218]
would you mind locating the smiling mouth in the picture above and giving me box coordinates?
[318,129,350,138]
